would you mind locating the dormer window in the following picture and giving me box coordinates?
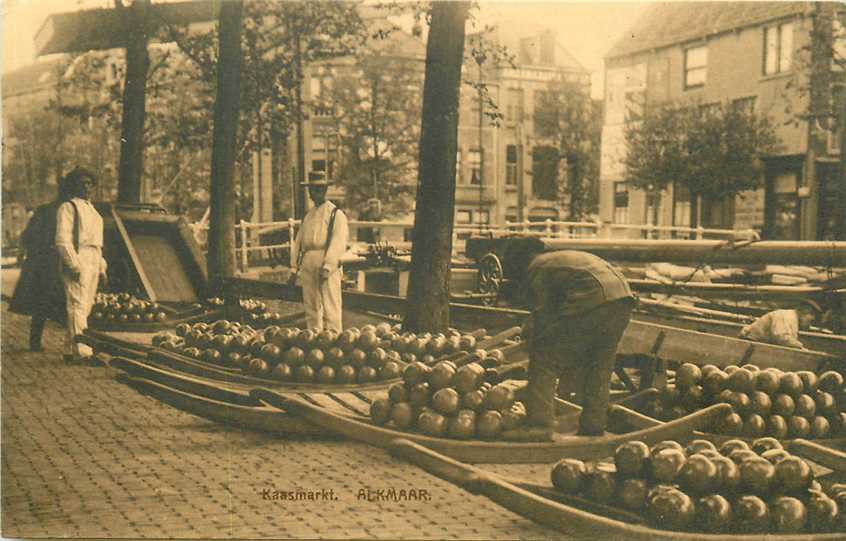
[684,45,707,89]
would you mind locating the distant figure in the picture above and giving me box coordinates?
[739,301,821,350]
[291,173,349,332]
[506,237,635,436]
[9,179,71,351]
[357,198,383,244]
[55,167,108,363]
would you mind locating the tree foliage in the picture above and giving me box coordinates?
[624,101,781,203]
[326,43,424,217]
[534,76,602,219]
[164,0,370,161]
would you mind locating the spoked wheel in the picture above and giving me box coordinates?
[477,253,504,306]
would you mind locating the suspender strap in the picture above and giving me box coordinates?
[294,206,340,270]
[70,200,80,253]
[324,207,339,257]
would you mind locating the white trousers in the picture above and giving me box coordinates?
[300,250,342,333]
[62,246,101,357]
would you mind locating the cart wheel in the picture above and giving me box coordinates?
[478,253,504,306]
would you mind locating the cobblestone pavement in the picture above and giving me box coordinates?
[1,272,575,540]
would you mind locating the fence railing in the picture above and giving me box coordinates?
[188,218,760,274]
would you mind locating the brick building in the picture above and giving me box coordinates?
[599,2,844,240]
[17,2,591,229]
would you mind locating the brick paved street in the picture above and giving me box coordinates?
[1,270,575,540]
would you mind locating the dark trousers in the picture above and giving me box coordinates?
[30,316,46,350]
[523,298,634,435]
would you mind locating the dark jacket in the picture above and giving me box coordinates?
[9,202,66,321]
[528,250,633,317]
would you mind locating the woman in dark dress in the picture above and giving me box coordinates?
[9,179,70,351]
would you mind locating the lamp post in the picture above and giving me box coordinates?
[475,50,486,233]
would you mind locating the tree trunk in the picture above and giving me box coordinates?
[838,83,846,240]
[404,1,470,333]
[207,0,243,298]
[116,0,151,204]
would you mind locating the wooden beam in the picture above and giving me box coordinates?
[469,238,846,266]
[629,279,830,300]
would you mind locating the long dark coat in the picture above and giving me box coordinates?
[9,202,66,322]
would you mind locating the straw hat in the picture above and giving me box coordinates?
[302,171,331,186]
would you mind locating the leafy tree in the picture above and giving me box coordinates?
[327,41,424,217]
[404,0,471,333]
[534,77,602,219]
[624,101,780,227]
[165,0,370,217]
[783,4,846,239]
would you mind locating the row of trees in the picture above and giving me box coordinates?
[4,2,601,222]
[624,101,781,228]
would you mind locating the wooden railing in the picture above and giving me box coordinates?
[188,218,760,274]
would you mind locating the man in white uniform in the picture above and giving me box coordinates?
[55,168,107,362]
[739,300,821,350]
[291,173,349,332]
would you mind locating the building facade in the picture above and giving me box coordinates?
[599,2,844,240]
[18,3,591,231]
[304,22,591,227]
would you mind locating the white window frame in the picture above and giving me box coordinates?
[764,22,793,76]
[684,45,708,89]
[613,181,630,224]
[505,145,518,186]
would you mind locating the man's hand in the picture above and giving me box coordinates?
[320,267,331,282]
[287,271,298,287]
[99,271,108,289]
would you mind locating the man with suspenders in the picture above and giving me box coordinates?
[290,173,349,332]
[55,167,107,362]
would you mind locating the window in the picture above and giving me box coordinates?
[834,15,846,69]
[476,210,490,225]
[534,90,558,136]
[456,209,472,224]
[468,149,482,185]
[699,102,720,116]
[732,96,757,114]
[506,145,518,186]
[702,195,735,229]
[764,22,793,75]
[645,192,662,226]
[684,46,707,88]
[311,159,335,180]
[507,88,524,122]
[673,183,692,228]
[624,90,645,123]
[613,182,629,224]
[771,172,800,240]
[532,146,559,200]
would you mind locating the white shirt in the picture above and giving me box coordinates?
[56,198,106,274]
[740,309,803,349]
[294,201,349,272]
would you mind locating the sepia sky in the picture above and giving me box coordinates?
[1,0,652,97]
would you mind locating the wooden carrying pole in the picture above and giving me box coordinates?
[538,239,846,266]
